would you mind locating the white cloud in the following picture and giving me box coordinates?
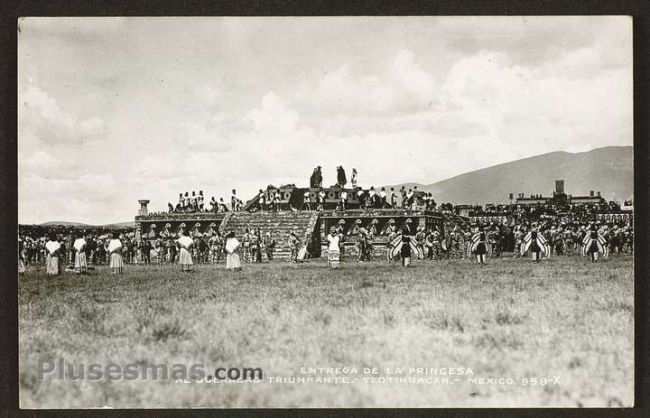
[245,91,299,134]
[19,85,107,146]
[297,49,437,116]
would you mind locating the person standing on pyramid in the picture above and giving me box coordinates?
[336,166,347,187]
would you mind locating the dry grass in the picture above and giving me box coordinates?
[19,255,633,408]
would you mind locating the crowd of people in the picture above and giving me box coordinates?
[167,190,245,214]
[19,163,633,274]
[320,215,633,268]
[18,230,140,275]
[17,222,284,276]
[18,212,633,277]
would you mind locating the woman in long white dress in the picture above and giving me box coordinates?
[73,233,88,273]
[225,231,241,271]
[326,226,341,268]
[176,230,194,272]
[45,234,61,276]
[108,232,124,274]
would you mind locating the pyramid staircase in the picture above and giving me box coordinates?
[219,211,319,260]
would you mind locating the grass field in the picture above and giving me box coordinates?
[18,255,634,408]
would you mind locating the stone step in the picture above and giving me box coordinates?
[220,211,318,257]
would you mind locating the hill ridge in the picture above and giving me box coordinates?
[387,145,633,205]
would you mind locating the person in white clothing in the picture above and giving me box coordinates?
[225,231,242,271]
[73,233,88,273]
[108,232,124,274]
[327,226,342,268]
[176,230,194,272]
[45,234,61,276]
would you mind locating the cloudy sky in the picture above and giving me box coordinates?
[18,16,632,224]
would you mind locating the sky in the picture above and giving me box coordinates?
[18,16,632,225]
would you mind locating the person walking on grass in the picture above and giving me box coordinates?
[176,230,194,272]
[108,232,124,274]
[225,231,242,271]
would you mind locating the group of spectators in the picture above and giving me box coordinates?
[18,230,142,275]
[167,190,246,214]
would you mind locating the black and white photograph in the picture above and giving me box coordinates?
[17,16,633,408]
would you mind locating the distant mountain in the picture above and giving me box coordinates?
[387,146,633,205]
[39,221,90,227]
[36,221,134,229]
